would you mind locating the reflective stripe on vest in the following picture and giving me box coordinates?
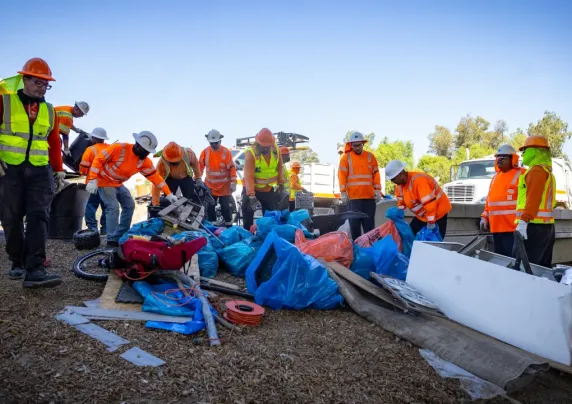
[397,173,444,221]
[205,147,231,184]
[344,152,380,189]
[290,171,302,200]
[284,167,290,193]
[97,143,130,183]
[247,145,279,188]
[80,145,99,168]
[162,149,192,178]
[56,109,73,134]
[0,94,53,166]
[516,165,555,224]
[484,168,524,219]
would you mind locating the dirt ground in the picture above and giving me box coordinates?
[1,239,572,404]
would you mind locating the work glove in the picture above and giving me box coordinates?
[195,178,205,188]
[479,218,489,233]
[63,148,71,157]
[427,222,436,230]
[249,195,258,211]
[86,179,98,195]
[341,192,349,205]
[166,194,178,204]
[375,191,382,203]
[230,182,237,193]
[516,220,528,240]
[0,158,7,177]
[54,171,66,193]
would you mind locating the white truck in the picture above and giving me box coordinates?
[443,155,572,208]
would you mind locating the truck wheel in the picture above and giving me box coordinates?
[73,229,101,251]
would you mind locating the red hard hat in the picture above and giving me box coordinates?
[255,128,275,147]
[18,58,55,81]
[163,142,184,163]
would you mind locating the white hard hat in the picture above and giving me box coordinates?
[495,144,517,156]
[349,131,365,143]
[133,131,158,153]
[337,146,344,154]
[90,127,108,140]
[385,160,407,180]
[205,129,223,143]
[75,101,90,115]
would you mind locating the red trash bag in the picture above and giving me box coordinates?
[295,230,354,268]
[354,221,403,251]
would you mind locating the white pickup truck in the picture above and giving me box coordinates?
[443,156,572,208]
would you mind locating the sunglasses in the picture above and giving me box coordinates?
[26,77,52,90]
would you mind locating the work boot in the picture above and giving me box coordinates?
[22,269,62,289]
[100,228,107,236]
[8,264,25,280]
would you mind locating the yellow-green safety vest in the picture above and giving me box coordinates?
[290,171,302,201]
[247,145,279,189]
[157,149,193,178]
[516,165,555,224]
[0,94,54,166]
[283,166,290,194]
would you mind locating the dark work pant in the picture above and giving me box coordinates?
[410,215,448,240]
[241,189,278,230]
[348,199,376,240]
[289,201,296,212]
[492,232,515,257]
[207,195,233,225]
[0,162,55,271]
[519,223,555,268]
[166,176,198,204]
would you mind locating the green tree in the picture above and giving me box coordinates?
[427,125,454,158]
[372,137,414,193]
[509,128,527,151]
[290,147,320,164]
[453,143,495,162]
[527,111,572,158]
[454,115,491,149]
[481,120,508,150]
[416,155,452,184]
[336,131,375,151]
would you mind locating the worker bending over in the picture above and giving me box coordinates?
[242,128,285,230]
[55,101,89,157]
[386,160,451,239]
[278,146,291,211]
[0,58,66,288]
[480,144,525,257]
[152,142,203,207]
[515,136,556,268]
[289,161,307,211]
[338,132,383,239]
[199,130,236,227]
[87,131,176,247]
[79,127,110,234]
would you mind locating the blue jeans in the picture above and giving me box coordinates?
[85,192,107,232]
[98,185,135,243]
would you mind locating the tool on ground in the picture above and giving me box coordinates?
[223,300,264,326]
[200,283,254,299]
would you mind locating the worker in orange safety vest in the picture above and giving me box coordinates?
[79,127,110,235]
[86,131,175,247]
[199,129,237,227]
[55,101,89,157]
[480,144,526,257]
[289,160,307,211]
[386,159,452,239]
[338,131,383,239]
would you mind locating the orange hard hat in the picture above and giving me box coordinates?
[255,128,275,147]
[18,58,55,81]
[291,161,302,169]
[163,142,184,163]
[280,146,290,155]
[519,136,550,151]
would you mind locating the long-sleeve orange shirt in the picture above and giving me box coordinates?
[0,93,63,172]
[54,105,74,138]
[338,150,381,200]
[243,147,284,196]
[521,166,550,223]
[79,143,110,182]
[88,142,170,195]
[151,148,201,205]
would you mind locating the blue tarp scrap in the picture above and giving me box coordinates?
[245,231,343,310]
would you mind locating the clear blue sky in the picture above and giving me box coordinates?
[4,0,572,165]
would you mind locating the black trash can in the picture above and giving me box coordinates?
[48,184,90,239]
[63,133,92,173]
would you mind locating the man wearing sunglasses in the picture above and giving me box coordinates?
[480,144,526,257]
[55,101,89,157]
[0,58,66,288]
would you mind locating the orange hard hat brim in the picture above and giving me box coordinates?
[519,145,550,151]
[18,71,56,81]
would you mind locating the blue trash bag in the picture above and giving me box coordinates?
[385,207,415,257]
[415,226,443,242]
[119,218,164,244]
[218,237,264,277]
[171,231,219,278]
[202,220,219,234]
[350,244,376,280]
[218,226,252,246]
[369,236,410,281]
[256,215,314,242]
[245,231,343,310]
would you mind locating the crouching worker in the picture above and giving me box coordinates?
[152,142,203,207]
[480,144,525,257]
[86,131,176,247]
[289,161,307,211]
[79,127,109,234]
[385,160,451,239]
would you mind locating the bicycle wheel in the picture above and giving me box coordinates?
[72,249,113,281]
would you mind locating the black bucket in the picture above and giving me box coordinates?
[63,133,92,173]
[48,184,90,239]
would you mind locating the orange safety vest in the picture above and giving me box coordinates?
[79,143,109,181]
[396,172,451,222]
[338,150,381,200]
[201,146,236,194]
[481,167,525,233]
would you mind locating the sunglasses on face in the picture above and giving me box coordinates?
[496,155,510,160]
[26,77,52,90]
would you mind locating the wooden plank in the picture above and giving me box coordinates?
[99,271,142,311]
[323,260,408,312]
[200,277,240,291]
